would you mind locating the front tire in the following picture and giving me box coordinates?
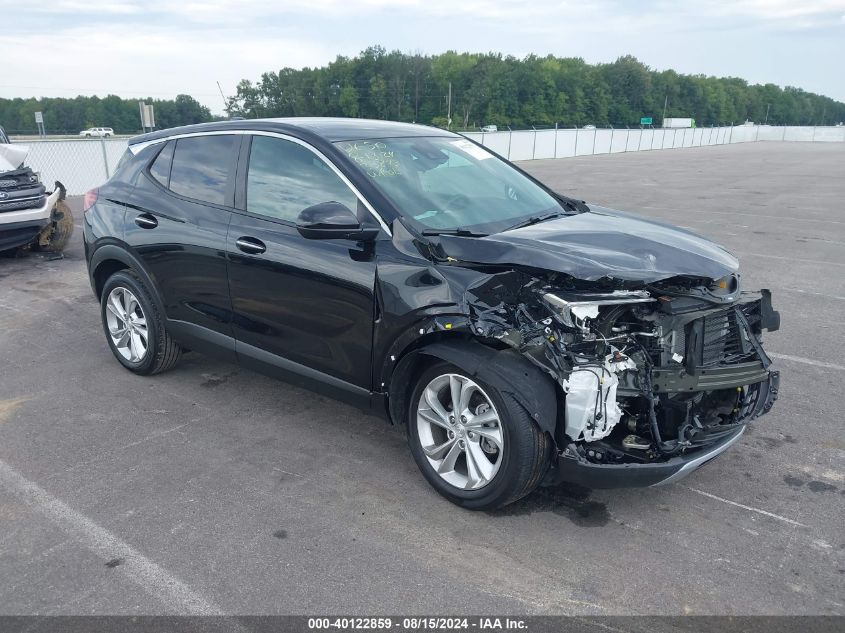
[407,361,550,510]
[100,270,182,375]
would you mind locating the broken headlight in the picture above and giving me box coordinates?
[542,290,655,333]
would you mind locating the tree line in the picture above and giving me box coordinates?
[0,94,212,135]
[3,48,843,135]
[227,47,844,129]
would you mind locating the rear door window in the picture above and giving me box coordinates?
[169,135,236,206]
[148,141,174,187]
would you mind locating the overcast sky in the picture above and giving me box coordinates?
[2,0,843,114]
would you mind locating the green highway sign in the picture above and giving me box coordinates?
[640,117,653,125]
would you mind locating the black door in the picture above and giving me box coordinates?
[226,134,378,395]
[125,135,238,356]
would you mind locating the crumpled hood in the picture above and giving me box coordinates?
[437,205,739,282]
[0,143,29,172]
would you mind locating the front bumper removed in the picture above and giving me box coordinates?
[554,369,780,489]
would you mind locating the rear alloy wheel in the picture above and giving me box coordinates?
[408,361,550,510]
[100,270,182,375]
[105,287,148,363]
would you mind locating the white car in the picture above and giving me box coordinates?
[582,124,596,130]
[79,127,114,137]
[1,138,70,253]
[480,125,498,133]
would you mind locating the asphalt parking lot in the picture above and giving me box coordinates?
[1,142,843,615]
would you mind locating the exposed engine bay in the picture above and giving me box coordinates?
[462,270,780,469]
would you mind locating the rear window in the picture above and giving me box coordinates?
[148,141,174,187]
[168,135,235,206]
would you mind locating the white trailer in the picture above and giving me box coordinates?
[662,117,695,128]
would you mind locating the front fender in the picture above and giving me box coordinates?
[388,338,558,438]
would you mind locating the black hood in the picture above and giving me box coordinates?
[435,205,739,283]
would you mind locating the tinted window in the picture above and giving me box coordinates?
[246,136,358,222]
[169,135,235,206]
[148,141,174,187]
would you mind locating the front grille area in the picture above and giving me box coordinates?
[689,305,759,368]
[0,195,46,213]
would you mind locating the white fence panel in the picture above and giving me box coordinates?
[472,131,510,157]
[571,129,592,156]
[623,129,640,152]
[692,128,704,146]
[756,126,783,141]
[534,130,556,159]
[810,126,845,142]
[783,127,814,142]
[729,126,752,143]
[10,125,843,196]
[508,131,535,161]
[555,130,577,158]
[593,129,612,154]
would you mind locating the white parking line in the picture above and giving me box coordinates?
[0,459,224,615]
[706,210,845,225]
[684,486,807,527]
[781,287,845,302]
[742,253,845,267]
[768,353,845,372]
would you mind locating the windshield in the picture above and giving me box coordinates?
[335,136,563,233]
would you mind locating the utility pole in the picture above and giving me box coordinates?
[765,103,770,124]
[216,81,229,116]
[662,95,668,123]
[447,82,452,129]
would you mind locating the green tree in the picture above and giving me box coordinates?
[4,48,844,135]
[338,85,359,118]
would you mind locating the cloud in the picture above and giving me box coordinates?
[0,25,333,102]
[2,0,843,109]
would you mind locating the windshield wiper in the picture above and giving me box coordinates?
[421,227,488,237]
[504,211,568,232]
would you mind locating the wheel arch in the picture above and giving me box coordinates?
[89,245,166,316]
[388,337,560,439]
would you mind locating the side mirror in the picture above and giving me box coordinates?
[295,201,379,241]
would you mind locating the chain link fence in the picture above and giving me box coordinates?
[12,138,128,196]
[5,125,844,196]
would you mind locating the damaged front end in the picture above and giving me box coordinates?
[1,135,72,254]
[464,270,780,488]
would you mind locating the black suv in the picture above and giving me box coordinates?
[84,118,780,509]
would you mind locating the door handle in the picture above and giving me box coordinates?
[235,236,266,254]
[134,213,158,229]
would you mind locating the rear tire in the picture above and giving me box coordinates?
[100,270,182,375]
[407,361,550,510]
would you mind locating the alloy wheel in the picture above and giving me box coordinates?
[105,287,148,362]
[416,373,504,490]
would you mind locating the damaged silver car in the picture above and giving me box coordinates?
[84,119,779,510]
